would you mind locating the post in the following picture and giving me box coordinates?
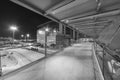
[63,25,66,35]
[12,30,15,45]
[73,30,75,41]
[0,52,2,76]
[45,31,47,57]
[103,49,105,77]
[59,23,63,34]
[25,36,27,42]
[21,35,24,41]
[26,34,30,42]
[10,26,17,45]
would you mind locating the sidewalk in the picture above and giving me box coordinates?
[4,43,95,80]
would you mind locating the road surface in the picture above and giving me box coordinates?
[3,43,95,80]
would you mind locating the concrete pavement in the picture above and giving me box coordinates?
[3,43,95,80]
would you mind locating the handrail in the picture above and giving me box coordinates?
[92,42,105,80]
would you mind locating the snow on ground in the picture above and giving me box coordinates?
[1,54,17,67]
[7,48,44,61]
[1,47,58,74]
[0,48,45,74]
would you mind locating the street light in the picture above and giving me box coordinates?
[10,25,18,45]
[21,34,24,38]
[21,34,24,41]
[53,29,57,33]
[45,28,49,32]
[26,34,30,38]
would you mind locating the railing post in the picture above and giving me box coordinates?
[102,49,105,77]
[0,52,2,76]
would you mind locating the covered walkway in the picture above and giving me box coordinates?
[7,0,120,80]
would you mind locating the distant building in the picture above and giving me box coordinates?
[37,21,58,46]
[0,37,13,45]
[37,28,57,46]
[37,21,74,47]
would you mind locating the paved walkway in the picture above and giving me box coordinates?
[4,43,95,80]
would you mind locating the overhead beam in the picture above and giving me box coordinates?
[77,26,104,30]
[69,18,108,25]
[70,20,112,26]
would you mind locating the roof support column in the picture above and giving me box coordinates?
[59,23,64,34]
[73,29,76,40]
[59,23,67,35]
[63,25,66,35]
[76,32,79,40]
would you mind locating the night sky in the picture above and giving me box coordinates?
[0,0,50,39]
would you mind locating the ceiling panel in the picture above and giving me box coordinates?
[98,24,118,45]
[108,28,120,50]
[100,0,120,8]
[78,28,103,37]
[48,0,89,14]
[24,0,63,10]
[49,0,97,20]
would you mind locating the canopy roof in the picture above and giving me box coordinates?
[11,0,120,53]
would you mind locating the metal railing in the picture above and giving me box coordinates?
[92,42,105,80]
